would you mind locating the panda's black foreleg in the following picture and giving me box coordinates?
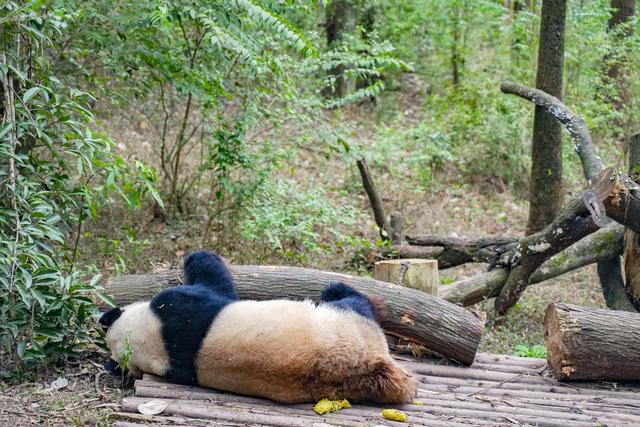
[183,250,239,300]
[320,282,379,322]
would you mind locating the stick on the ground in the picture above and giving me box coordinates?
[104,265,485,365]
[356,158,393,242]
[545,302,640,381]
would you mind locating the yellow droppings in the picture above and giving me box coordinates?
[382,408,408,422]
[313,398,352,415]
[412,400,425,405]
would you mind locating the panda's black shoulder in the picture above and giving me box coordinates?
[149,284,235,386]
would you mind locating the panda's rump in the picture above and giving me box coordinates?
[195,299,384,402]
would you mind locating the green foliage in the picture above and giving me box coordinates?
[513,344,547,359]
[320,34,413,108]
[241,180,356,261]
[0,1,156,370]
[117,336,134,375]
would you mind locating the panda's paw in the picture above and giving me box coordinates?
[104,358,127,378]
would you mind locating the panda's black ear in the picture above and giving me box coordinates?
[99,307,122,328]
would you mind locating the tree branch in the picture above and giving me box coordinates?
[500,81,603,182]
[357,158,393,241]
[404,235,518,269]
[440,222,624,306]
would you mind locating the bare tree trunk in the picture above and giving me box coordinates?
[326,0,356,98]
[449,3,467,86]
[357,159,392,242]
[514,0,532,12]
[605,0,636,110]
[527,0,567,234]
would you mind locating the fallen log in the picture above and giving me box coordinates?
[494,166,640,315]
[404,235,518,269]
[494,195,599,315]
[104,265,485,365]
[392,244,444,260]
[544,302,640,381]
[588,168,640,235]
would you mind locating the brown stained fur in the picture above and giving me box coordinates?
[306,355,419,404]
[195,300,418,404]
[367,295,387,323]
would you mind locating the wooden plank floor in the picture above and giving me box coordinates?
[112,353,640,426]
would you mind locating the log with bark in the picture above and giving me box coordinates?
[492,166,640,315]
[438,165,640,313]
[439,222,624,306]
[404,235,518,269]
[493,196,599,315]
[544,302,640,381]
[624,134,640,310]
[104,265,485,365]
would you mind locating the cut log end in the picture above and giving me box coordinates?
[374,258,439,295]
[544,303,573,380]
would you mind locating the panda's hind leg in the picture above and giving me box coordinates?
[320,282,381,322]
[183,250,239,300]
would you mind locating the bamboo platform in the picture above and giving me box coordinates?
[111,353,640,426]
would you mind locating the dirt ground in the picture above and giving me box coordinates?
[0,354,128,426]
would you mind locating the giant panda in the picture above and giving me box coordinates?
[99,250,418,404]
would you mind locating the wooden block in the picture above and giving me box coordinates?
[374,259,438,295]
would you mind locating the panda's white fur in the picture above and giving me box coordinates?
[105,298,418,404]
[104,301,168,378]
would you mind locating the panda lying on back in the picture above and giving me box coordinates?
[100,250,418,404]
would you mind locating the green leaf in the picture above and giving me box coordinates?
[0,123,13,141]
[96,292,116,308]
[22,87,42,103]
[17,340,27,358]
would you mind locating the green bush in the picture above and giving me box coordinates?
[0,1,157,371]
[241,180,356,261]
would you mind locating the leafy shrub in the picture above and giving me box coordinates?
[241,180,356,261]
[0,2,156,371]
